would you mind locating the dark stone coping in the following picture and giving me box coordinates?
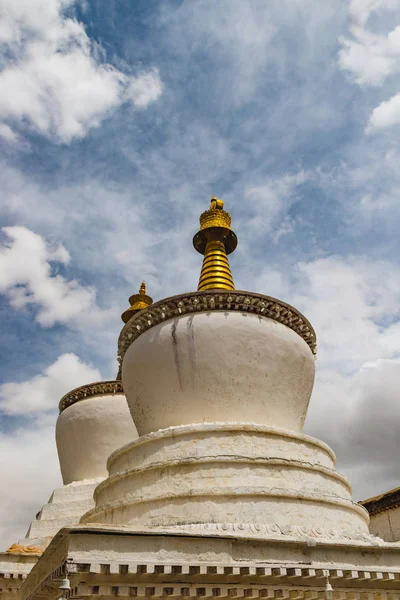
[118,290,317,363]
[59,380,124,414]
[361,487,400,516]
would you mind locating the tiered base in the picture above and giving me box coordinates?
[82,423,369,542]
[20,478,100,548]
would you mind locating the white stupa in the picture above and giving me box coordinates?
[82,198,368,542]
[13,284,156,551]
[17,382,136,549]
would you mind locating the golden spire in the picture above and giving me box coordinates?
[121,281,153,323]
[193,197,237,291]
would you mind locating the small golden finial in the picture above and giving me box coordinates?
[193,197,237,291]
[121,281,153,324]
[210,197,224,210]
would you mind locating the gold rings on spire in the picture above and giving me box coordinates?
[193,198,237,291]
[121,281,153,323]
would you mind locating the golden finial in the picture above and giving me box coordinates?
[193,197,237,291]
[210,197,224,210]
[121,281,153,323]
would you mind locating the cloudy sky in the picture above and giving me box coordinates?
[1,0,400,548]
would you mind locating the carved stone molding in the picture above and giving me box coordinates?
[153,522,383,545]
[118,290,317,362]
[64,582,400,599]
[23,557,400,600]
[68,561,400,581]
[59,381,124,414]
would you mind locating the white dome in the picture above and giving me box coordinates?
[122,310,315,435]
[56,382,137,485]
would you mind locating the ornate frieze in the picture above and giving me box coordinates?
[149,522,383,545]
[59,381,124,414]
[55,581,400,599]
[23,556,400,600]
[118,290,317,363]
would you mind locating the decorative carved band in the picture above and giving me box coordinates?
[152,522,381,545]
[23,555,400,600]
[69,561,400,580]
[118,290,317,362]
[68,582,400,599]
[26,558,400,600]
[59,381,124,414]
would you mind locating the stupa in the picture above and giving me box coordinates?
[2,198,400,600]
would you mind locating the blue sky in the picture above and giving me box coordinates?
[1,0,400,547]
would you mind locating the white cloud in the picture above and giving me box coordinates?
[339,0,400,130]
[368,90,400,129]
[0,0,162,143]
[126,70,163,108]
[0,353,101,415]
[0,416,62,550]
[260,255,400,370]
[0,226,107,327]
[294,256,400,367]
[159,2,278,103]
[271,216,297,244]
[338,32,397,87]
[338,4,400,88]
[0,123,20,144]
[242,171,309,237]
[320,144,400,228]
[305,357,400,500]
[348,0,393,27]
[160,1,342,107]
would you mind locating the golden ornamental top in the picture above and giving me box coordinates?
[121,281,153,324]
[193,197,238,256]
[199,197,232,231]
